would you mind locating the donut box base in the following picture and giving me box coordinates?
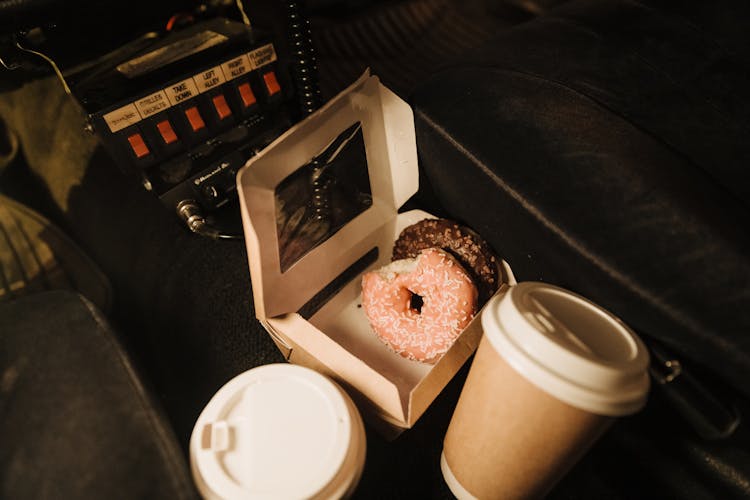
[237,72,514,435]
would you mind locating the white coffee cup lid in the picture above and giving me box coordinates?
[190,364,366,499]
[482,282,650,416]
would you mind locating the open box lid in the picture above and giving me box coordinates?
[237,72,418,320]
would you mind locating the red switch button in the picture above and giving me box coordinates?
[127,133,150,158]
[237,82,257,108]
[185,106,206,132]
[263,71,281,96]
[212,94,232,120]
[156,119,178,144]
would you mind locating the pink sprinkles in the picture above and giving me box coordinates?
[361,248,479,363]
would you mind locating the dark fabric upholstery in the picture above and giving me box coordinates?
[412,0,750,397]
[0,194,112,310]
[0,291,197,499]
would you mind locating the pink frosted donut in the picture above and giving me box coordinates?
[361,247,478,363]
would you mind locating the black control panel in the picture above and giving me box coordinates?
[68,17,295,217]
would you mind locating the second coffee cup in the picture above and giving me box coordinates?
[441,282,650,499]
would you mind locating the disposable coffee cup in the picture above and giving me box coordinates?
[190,364,366,499]
[441,282,650,499]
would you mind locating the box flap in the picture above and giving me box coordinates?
[238,72,418,320]
[266,313,407,424]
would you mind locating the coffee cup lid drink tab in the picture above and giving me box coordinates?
[190,364,366,499]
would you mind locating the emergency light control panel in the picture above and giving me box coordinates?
[69,18,296,213]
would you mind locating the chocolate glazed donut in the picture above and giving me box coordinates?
[392,219,500,305]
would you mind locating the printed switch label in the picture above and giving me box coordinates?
[165,78,200,105]
[220,54,252,81]
[134,90,171,118]
[101,46,279,134]
[195,66,226,93]
[103,103,142,133]
[247,44,277,70]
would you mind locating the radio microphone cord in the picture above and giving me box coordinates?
[176,199,243,240]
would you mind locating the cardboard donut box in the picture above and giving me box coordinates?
[237,72,515,435]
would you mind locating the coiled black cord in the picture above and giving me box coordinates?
[285,0,322,117]
[310,159,332,222]
[286,1,329,223]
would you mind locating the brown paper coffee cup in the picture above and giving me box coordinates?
[442,282,650,499]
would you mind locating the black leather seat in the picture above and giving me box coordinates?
[0,291,197,499]
[412,0,750,396]
[410,0,750,496]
